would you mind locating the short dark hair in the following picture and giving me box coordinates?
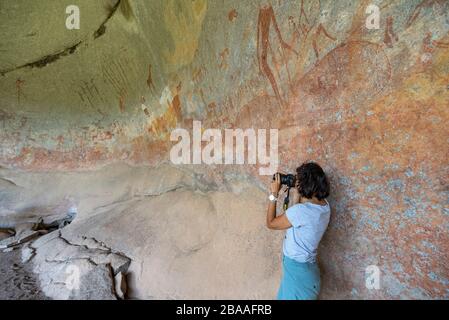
[296,162,330,200]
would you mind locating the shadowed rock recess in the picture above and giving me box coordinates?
[0,0,448,299]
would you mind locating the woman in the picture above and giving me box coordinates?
[266,162,331,300]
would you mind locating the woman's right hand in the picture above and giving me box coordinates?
[270,173,281,196]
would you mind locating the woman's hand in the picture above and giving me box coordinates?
[277,184,288,198]
[267,173,293,230]
[289,187,300,205]
[270,173,281,196]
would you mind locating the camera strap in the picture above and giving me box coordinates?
[283,188,290,211]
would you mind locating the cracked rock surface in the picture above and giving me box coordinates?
[25,230,131,300]
[1,163,282,299]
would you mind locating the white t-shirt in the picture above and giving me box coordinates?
[283,200,331,263]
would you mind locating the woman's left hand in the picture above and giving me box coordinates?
[289,187,300,205]
[277,185,289,199]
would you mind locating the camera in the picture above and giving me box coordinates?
[273,173,296,188]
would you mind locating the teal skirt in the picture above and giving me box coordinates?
[277,255,321,300]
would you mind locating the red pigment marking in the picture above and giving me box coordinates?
[299,1,310,34]
[384,16,398,48]
[147,64,155,91]
[419,33,435,67]
[56,135,64,149]
[423,33,434,53]
[192,67,205,83]
[257,4,298,107]
[172,82,182,121]
[290,0,321,39]
[296,41,392,110]
[312,23,337,59]
[16,79,25,104]
[104,131,113,139]
[119,91,126,113]
[298,0,311,36]
[141,96,150,116]
[283,0,321,83]
[432,40,449,48]
[228,9,238,21]
[405,0,445,28]
[219,48,229,69]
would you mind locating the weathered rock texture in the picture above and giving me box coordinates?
[0,0,448,299]
[26,229,131,299]
[3,164,282,299]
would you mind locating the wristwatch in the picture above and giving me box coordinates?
[268,194,278,202]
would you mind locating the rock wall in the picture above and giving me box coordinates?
[0,0,448,299]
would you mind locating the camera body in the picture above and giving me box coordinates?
[273,173,296,188]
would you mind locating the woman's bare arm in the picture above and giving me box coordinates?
[266,174,292,230]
